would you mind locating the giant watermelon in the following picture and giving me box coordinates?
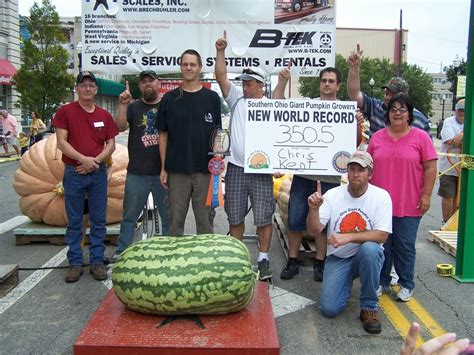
[112,234,257,315]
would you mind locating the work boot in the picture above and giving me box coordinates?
[65,266,83,283]
[90,264,108,281]
[359,309,382,334]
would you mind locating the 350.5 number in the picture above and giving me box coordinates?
[276,125,335,144]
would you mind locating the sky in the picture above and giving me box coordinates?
[18,0,471,73]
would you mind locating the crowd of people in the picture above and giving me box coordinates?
[0,109,46,157]
[8,36,465,347]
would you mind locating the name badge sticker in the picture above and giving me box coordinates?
[94,121,105,128]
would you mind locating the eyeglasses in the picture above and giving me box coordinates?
[390,107,408,114]
[78,84,97,89]
[242,68,264,79]
[321,78,337,84]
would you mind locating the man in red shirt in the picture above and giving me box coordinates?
[53,71,119,283]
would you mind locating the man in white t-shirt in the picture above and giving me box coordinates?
[215,31,289,280]
[307,150,392,334]
[437,99,464,223]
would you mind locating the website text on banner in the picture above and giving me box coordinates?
[81,0,336,76]
[244,99,357,175]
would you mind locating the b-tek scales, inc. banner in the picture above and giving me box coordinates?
[82,0,336,76]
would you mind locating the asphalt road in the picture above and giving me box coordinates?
[0,134,473,355]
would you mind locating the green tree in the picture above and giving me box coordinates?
[444,59,467,97]
[13,0,74,126]
[298,55,433,116]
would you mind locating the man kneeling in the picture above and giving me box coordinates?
[307,151,392,334]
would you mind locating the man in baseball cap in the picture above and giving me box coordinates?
[76,71,97,85]
[347,43,430,136]
[381,77,409,94]
[307,148,391,334]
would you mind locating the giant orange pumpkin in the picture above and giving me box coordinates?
[13,134,128,226]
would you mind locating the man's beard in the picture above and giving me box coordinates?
[143,88,157,102]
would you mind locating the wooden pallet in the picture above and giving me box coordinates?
[428,230,457,257]
[14,222,120,246]
[273,213,315,261]
[0,264,19,298]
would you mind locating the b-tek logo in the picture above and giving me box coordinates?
[249,30,316,48]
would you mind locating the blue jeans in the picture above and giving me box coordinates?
[319,242,384,317]
[116,172,169,254]
[63,164,107,266]
[380,216,421,291]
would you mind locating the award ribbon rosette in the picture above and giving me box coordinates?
[206,157,225,208]
[206,128,230,208]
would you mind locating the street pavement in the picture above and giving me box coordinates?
[0,134,473,355]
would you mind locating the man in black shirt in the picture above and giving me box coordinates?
[114,70,169,258]
[158,49,221,236]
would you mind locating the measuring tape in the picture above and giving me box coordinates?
[436,263,455,277]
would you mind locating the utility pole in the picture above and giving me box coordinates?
[398,9,403,76]
[454,0,474,283]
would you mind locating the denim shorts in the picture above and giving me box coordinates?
[288,175,339,231]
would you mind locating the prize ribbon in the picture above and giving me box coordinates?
[206,157,225,208]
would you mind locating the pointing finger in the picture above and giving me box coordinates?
[316,180,322,195]
[125,80,130,92]
[223,30,227,40]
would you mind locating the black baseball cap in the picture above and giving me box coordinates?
[139,70,159,81]
[76,71,97,84]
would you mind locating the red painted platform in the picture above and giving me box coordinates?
[74,282,279,355]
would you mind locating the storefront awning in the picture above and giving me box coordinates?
[0,59,17,85]
[96,78,125,97]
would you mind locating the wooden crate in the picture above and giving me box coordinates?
[428,230,457,257]
[0,264,19,298]
[273,214,315,261]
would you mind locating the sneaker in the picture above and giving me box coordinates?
[90,264,108,281]
[395,287,413,302]
[313,262,324,282]
[257,259,272,280]
[359,309,382,334]
[65,266,83,283]
[376,285,392,297]
[280,260,299,280]
[390,266,399,286]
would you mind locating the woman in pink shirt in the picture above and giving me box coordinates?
[367,93,437,302]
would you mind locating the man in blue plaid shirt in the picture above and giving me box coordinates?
[347,44,430,137]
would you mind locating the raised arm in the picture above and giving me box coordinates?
[115,80,132,132]
[272,64,290,99]
[347,44,365,109]
[215,30,232,98]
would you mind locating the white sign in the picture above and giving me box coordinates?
[244,99,357,175]
[81,0,336,76]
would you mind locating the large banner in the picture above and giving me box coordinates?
[81,0,336,76]
[244,99,357,175]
